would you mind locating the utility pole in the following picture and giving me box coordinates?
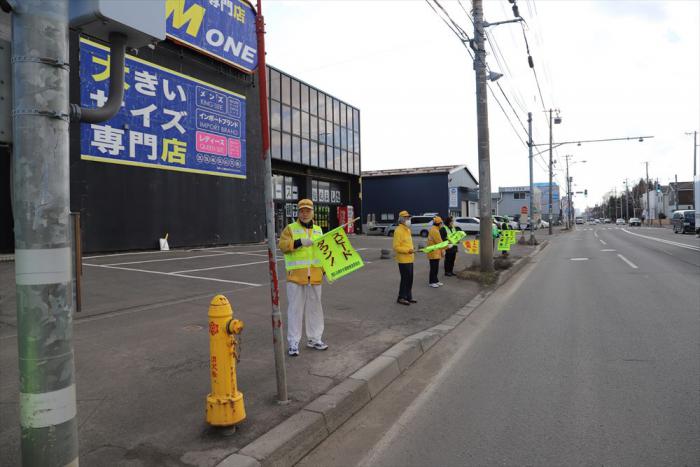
[547,109,559,235]
[256,0,288,404]
[473,0,494,272]
[11,1,79,465]
[645,161,651,226]
[624,178,630,220]
[675,174,678,211]
[687,131,698,177]
[528,112,535,241]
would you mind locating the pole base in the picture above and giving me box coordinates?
[206,391,246,427]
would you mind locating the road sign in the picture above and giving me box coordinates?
[521,206,528,215]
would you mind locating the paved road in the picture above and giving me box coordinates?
[300,226,700,466]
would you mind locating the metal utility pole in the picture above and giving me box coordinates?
[645,161,651,226]
[473,0,494,272]
[11,1,79,465]
[528,112,535,241]
[547,109,557,235]
[675,174,678,211]
[687,131,697,177]
[256,0,288,404]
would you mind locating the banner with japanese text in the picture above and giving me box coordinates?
[79,38,247,179]
[314,227,364,282]
[166,0,258,73]
[463,239,479,254]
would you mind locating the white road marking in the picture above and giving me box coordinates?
[601,249,616,252]
[172,260,271,274]
[617,254,638,269]
[83,263,262,286]
[94,252,231,266]
[621,228,700,252]
[570,258,589,261]
[594,230,599,238]
[599,239,607,245]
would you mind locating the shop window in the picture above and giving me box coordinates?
[310,115,318,140]
[270,100,281,130]
[301,138,310,165]
[292,109,300,136]
[270,69,281,101]
[301,111,309,138]
[326,145,334,170]
[271,130,281,159]
[314,204,330,231]
[311,180,318,202]
[310,88,318,116]
[326,95,333,122]
[318,144,326,168]
[273,175,284,200]
[334,147,341,171]
[281,74,290,105]
[333,99,340,125]
[282,105,291,133]
[292,136,301,163]
[282,133,291,161]
[318,92,325,119]
[340,102,347,127]
[291,79,300,109]
[310,142,319,167]
[301,84,309,112]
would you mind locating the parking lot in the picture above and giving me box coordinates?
[0,234,482,465]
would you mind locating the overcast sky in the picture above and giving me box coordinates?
[263,0,699,208]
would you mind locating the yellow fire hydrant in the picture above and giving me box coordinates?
[206,295,246,426]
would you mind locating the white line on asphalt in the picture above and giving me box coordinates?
[601,249,616,252]
[83,263,262,286]
[599,239,607,245]
[570,257,589,261]
[621,228,700,251]
[594,230,599,238]
[172,260,271,274]
[92,252,231,266]
[617,253,638,269]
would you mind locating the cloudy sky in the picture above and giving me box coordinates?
[263,0,699,208]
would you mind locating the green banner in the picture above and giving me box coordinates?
[447,230,466,244]
[314,227,365,282]
[422,240,449,253]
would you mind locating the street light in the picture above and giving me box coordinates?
[548,109,562,235]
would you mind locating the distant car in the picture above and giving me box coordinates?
[629,217,641,226]
[493,215,517,230]
[575,217,584,225]
[616,218,625,225]
[671,210,695,234]
[603,218,612,224]
[594,219,601,224]
[387,216,434,237]
[588,219,596,225]
[454,217,480,234]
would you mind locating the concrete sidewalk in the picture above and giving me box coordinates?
[0,234,547,466]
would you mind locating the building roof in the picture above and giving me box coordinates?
[669,181,694,190]
[362,164,475,179]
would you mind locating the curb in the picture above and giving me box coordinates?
[218,241,549,467]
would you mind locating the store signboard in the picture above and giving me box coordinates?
[165,0,258,73]
[80,37,246,179]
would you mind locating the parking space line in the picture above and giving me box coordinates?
[617,254,638,269]
[172,260,271,274]
[93,252,231,267]
[83,263,262,286]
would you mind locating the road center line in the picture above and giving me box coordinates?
[617,253,638,269]
[599,239,607,245]
[621,228,700,251]
[601,249,616,252]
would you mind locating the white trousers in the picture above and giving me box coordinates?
[286,282,324,346]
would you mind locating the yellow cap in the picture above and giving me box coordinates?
[298,199,313,210]
[433,216,443,224]
[399,210,411,218]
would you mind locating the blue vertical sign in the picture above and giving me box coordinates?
[165,0,258,73]
[80,37,247,179]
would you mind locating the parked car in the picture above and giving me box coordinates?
[671,210,695,234]
[493,215,518,230]
[629,217,641,226]
[454,217,480,234]
[575,217,584,225]
[603,218,612,224]
[616,218,625,225]
[387,215,434,237]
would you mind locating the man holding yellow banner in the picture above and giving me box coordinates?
[279,199,328,357]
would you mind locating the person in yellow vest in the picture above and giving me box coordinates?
[392,210,416,306]
[279,199,328,357]
[440,216,458,276]
[427,216,447,287]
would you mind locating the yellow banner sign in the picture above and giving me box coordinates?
[314,227,365,282]
[463,239,480,254]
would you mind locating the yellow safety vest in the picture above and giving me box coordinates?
[284,221,324,271]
